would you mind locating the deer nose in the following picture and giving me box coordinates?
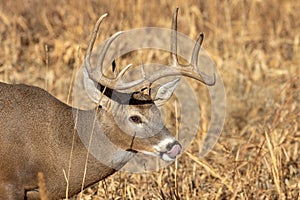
[155,138,182,161]
[166,141,182,159]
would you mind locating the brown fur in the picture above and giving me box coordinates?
[0,82,175,199]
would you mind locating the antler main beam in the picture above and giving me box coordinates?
[84,9,216,91]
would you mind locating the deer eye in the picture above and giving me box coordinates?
[129,115,143,124]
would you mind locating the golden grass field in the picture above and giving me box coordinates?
[0,0,299,199]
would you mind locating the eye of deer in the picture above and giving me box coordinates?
[129,115,143,124]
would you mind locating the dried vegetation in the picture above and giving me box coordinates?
[0,0,299,199]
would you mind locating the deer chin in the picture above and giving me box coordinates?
[160,153,178,161]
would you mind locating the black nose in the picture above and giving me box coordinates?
[166,141,181,151]
[166,141,182,159]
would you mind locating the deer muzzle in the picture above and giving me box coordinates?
[154,138,182,161]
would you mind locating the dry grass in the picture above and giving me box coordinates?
[38,172,49,200]
[0,0,299,199]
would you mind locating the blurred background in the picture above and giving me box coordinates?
[0,0,299,199]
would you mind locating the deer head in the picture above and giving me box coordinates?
[81,8,215,163]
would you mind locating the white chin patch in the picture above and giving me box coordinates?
[161,153,176,162]
[141,151,175,162]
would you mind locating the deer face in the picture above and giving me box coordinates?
[83,64,182,161]
[109,91,182,161]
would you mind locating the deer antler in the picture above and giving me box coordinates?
[142,7,216,86]
[84,13,144,90]
[85,9,216,91]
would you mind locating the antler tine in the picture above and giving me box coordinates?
[116,63,133,79]
[190,33,204,67]
[170,7,179,66]
[187,32,215,85]
[97,31,123,74]
[85,13,108,74]
[85,14,139,90]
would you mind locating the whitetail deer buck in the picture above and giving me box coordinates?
[0,8,215,200]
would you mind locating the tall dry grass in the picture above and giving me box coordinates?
[0,0,299,199]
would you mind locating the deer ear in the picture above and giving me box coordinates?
[154,78,180,106]
[82,67,101,104]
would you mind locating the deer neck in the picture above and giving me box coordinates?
[60,107,134,196]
